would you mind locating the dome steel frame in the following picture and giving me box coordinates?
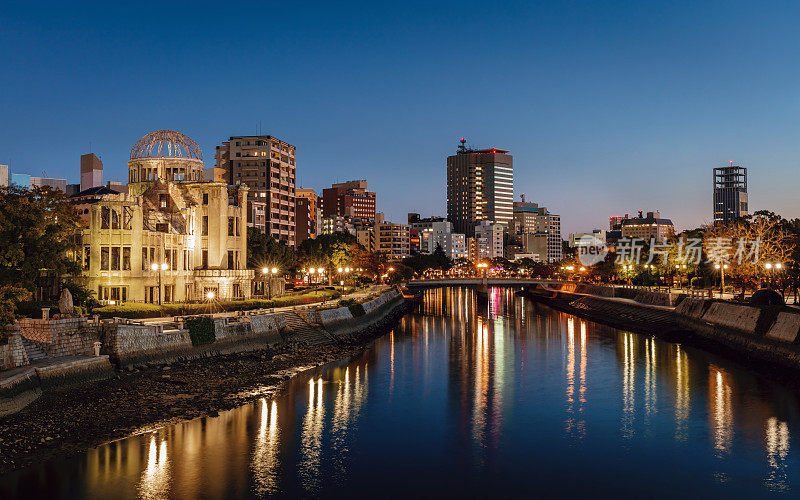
[130,130,203,161]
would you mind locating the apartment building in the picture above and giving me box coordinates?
[215,135,296,246]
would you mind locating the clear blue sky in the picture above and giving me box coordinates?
[2,1,800,235]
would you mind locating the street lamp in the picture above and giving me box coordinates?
[714,263,729,297]
[262,266,280,298]
[151,261,169,305]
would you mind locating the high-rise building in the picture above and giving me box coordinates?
[513,200,562,262]
[713,164,748,225]
[446,138,513,236]
[474,220,504,259]
[80,153,104,192]
[322,180,376,221]
[295,188,320,245]
[215,135,296,246]
[0,165,8,188]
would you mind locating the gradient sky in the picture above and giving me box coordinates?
[2,1,800,235]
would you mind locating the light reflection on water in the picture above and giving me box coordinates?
[2,286,800,497]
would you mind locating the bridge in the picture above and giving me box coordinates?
[405,278,567,290]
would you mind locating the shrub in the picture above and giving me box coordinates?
[185,316,216,345]
[338,298,358,308]
[750,289,784,306]
[690,277,705,289]
[348,303,366,317]
[14,300,56,319]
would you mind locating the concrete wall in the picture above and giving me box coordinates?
[766,312,800,343]
[701,302,761,334]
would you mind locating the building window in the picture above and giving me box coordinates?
[159,194,168,209]
[228,217,235,236]
[203,193,208,205]
[111,247,121,270]
[122,247,131,270]
[227,250,235,269]
[142,247,148,270]
[202,250,208,269]
[202,216,208,236]
[83,246,90,271]
[101,247,109,270]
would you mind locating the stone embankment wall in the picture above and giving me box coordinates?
[538,285,800,371]
[307,289,406,339]
[0,357,114,417]
[0,333,29,371]
[1,289,407,416]
[17,317,100,357]
[543,283,684,307]
[103,313,287,368]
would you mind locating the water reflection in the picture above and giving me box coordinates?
[3,286,800,498]
[252,399,279,495]
[139,434,170,499]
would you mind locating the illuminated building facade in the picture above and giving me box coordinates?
[76,130,253,304]
[446,139,514,236]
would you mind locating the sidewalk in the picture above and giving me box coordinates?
[138,285,390,325]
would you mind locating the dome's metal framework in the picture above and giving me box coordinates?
[130,130,203,161]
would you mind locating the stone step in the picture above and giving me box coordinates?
[20,337,48,362]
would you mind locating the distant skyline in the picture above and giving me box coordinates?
[3,1,800,236]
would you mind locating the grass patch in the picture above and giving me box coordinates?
[91,289,341,319]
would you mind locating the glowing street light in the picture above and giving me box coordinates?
[206,291,215,300]
[150,261,169,305]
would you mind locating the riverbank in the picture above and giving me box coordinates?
[0,293,409,475]
[522,284,800,379]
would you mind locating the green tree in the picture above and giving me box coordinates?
[0,186,81,290]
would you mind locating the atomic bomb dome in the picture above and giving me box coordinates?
[128,129,205,185]
[130,130,203,161]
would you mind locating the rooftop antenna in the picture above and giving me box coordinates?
[520,193,526,203]
[458,137,467,153]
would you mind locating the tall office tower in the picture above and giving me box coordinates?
[0,165,8,188]
[295,188,320,245]
[446,138,513,237]
[713,164,748,225]
[322,180,376,221]
[215,135,296,247]
[80,153,104,192]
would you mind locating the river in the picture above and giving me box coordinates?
[2,287,800,498]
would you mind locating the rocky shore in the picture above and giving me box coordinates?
[0,308,405,475]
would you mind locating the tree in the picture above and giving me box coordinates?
[0,186,81,290]
[246,227,295,272]
[0,285,31,327]
[297,232,357,285]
